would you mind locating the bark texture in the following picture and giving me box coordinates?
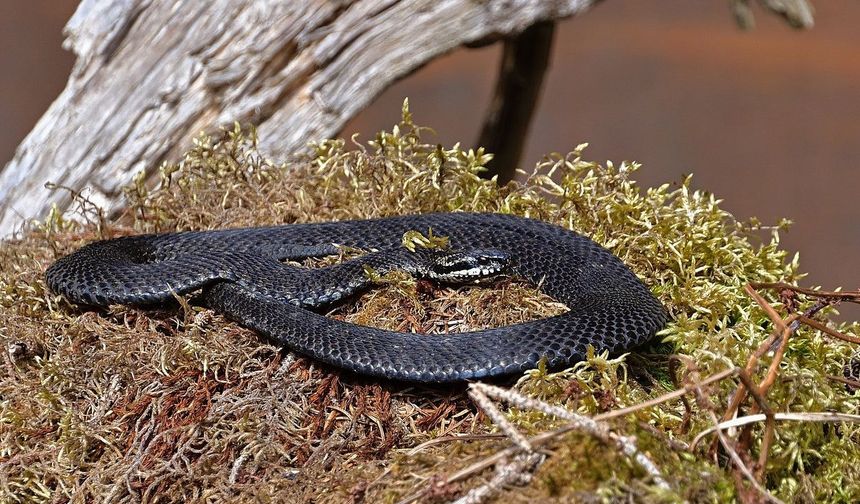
[0,0,596,234]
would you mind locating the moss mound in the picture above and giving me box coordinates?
[1,102,858,502]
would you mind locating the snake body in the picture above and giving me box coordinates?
[46,213,666,382]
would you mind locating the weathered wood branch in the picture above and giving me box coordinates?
[0,0,598,233]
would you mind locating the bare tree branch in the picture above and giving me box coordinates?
[477,21,556,182]
[0,0,598,234]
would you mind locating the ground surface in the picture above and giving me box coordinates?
[1,111,858,502]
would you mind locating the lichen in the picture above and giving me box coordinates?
[1,100,857,502]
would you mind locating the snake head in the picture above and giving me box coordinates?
[425,248,512,284]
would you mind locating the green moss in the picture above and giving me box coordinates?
[1,100,858,502]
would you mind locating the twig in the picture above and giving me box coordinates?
[705,281,860,495]
[735,369,773,418]
[406,434,506,456]
[468,385,533,452]
[745,284,789,332]
[735,369,775,481]
[451,452,543,504]
[637,421,690,452]
[397,366,739,504]
[595,367,739,422]
[724,285,851,483]
[749,282,860,304]
[691,412,860,449]
[721,285,830,427]
[719,285,799,425]
[797,315,860,344]
[827,375,860,389]
[448,384,544,504]
[477,21,556,182]
[472,383,670,490]
[718,287,793,483]
[680,358,784,504]
[706,404,783,504]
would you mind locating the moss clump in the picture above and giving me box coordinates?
[1,101,858,502]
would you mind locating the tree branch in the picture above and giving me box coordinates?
[477,20,556,182]
[0,0,597,234]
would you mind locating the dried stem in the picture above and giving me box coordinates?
[714,282,860,491]
[467,385,534,452]
[399,367,742,504]
[472,383,670,489]
[680,358,784,504]
[749,282,860,304]
[827,375,860,389]
[798,315,860,344]
[691,412,860,449]
[451,452,544,504]
[450,385,545,504]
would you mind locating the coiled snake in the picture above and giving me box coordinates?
[46,213,666,382]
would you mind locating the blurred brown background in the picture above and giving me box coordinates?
[2,1,857,316]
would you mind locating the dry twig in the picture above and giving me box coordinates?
[398,367,740,504]
[709,282,860,499]
[449,384,544,504]
[749,282,860,305]
[470,383,669,490]
[691,412,860,449]
[678,357,784,504]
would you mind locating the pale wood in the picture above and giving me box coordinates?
[0,0,597,233]
[0,0,815,234]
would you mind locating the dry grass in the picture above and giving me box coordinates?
[1,102,858,502]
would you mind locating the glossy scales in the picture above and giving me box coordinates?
[45,213,667,382]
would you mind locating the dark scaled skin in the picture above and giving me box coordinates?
[45,213,667,383]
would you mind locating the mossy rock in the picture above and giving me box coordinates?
[1,101,858,502]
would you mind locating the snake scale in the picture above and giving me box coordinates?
[46,212,667,382]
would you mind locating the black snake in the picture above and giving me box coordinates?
[45,213,667,382]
